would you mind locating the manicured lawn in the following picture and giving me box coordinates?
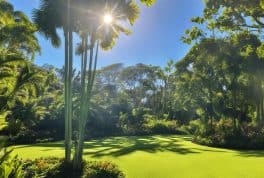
[11,135,264,178]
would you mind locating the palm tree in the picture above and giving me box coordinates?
[0,1,40,115]
[72,0,140,168]
[33,0,74,162]
[0,0,40,60]
[33,0,155,166]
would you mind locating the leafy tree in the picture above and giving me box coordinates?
[177,31,264,130]
[181,0,264,129]
[119,64,160,107]
[202,0,264,32]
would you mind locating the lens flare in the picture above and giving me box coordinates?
[103,14,113,24]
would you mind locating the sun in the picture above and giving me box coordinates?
[103,14,113,24]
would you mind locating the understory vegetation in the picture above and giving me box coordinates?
[0,148,124,178]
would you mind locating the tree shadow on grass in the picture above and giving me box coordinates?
[14,135,201,157]
[15,135,263,158]
[83,135,201,157]
[13,142,64,149]
[235,150,264,158]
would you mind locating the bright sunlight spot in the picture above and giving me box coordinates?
[103,14,113,24]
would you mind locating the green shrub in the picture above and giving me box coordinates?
[8,129,37,145]
[0,136,8,147]
[0,148,25,178]
[193,118,264,149]
[184,120,204,134]
[84,161,125,178]
[119,110,186,136]
[143,115,183,134]
[23,157,125,178]
[119,108,151,135]
[23,157,62,178]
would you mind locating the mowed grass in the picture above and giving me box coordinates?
[11,135,264,178]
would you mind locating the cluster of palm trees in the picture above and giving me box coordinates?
[33,0,154,168]
[0,0,41,114]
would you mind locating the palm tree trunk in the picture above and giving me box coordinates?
[68,17,73,161]
[64,0,72,162]
[87,35,95,92]
[78,38,95,160]
[73,38,99,169]
[90,41,99,89]
[64,28,70,161]
[73,36,89,169]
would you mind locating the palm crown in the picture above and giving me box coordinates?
[0,0,40,59]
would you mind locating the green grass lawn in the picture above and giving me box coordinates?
[11,135,264,178]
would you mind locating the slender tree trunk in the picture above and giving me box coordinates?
[260,95,264,125]
[79,36,95,158]
[208,80,214,130]
[73,39,99,169]
[64,28,70,161]
[73,36,88,168]
[87,35,95,92]
[91,41,99,88]
[231,76,238,131]
[256,83,263,126]
[68,15,73,161]
[64,0,73,162]
[257,101,261,124]
[73,36,95,169]
[233,92,237,130]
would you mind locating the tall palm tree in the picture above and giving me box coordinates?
[72,0,140,168]
[33,0,155,166]
[33,0,74,162]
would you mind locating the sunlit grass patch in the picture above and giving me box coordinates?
[11,135,264,178]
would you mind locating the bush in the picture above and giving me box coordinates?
[179,119,204,135]
[23,157,62,178]
[6,127,60,146]
[84,161,125,178]
[193,118,264,149]
[23,157,125,178]
[119,108,151,135]
[119,111,186,136]
[0,148,25,178]
[143,115,184,135]
[8,129,37,145]
[0,135,8,147]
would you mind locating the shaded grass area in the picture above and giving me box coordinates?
[11,135,264,178]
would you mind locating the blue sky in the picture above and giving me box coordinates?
[9,0,204,69]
